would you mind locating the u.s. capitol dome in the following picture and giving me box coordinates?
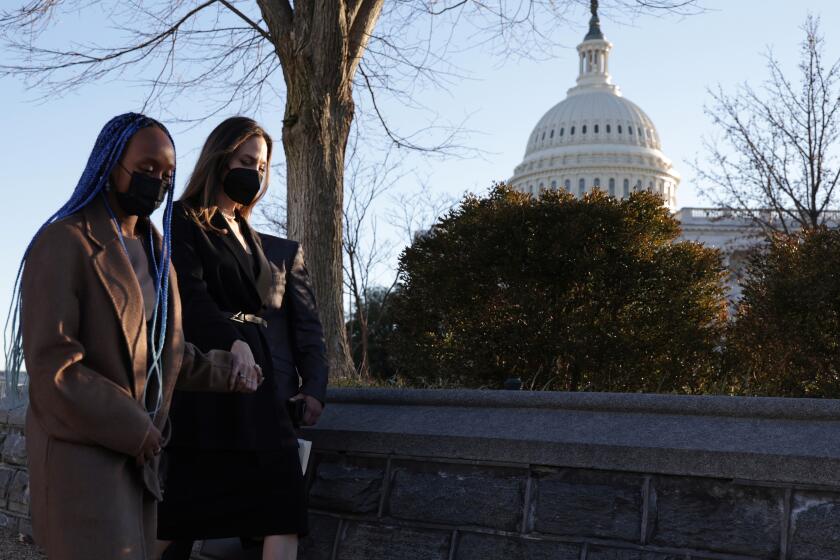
[510,7,681,211]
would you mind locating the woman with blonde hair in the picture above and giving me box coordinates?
[158,117,309,560]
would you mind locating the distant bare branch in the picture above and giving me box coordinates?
[2,0,702,151]
[217,0,270,41]
[693,15,840,234]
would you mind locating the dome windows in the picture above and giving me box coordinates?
[570,126,576,135]
[594,124,599,134]
[582,125,587,134]
[594,178,601,190]
[606,124,611,133]
[578,178,585,196]
[551,180,557,189]
[564,179,571,191]
[609,178,615,196]
[618,125,623,134]
[628,126,634,135]
[541,131,546,141]
[550,129,555,139]
[560,128,565,137]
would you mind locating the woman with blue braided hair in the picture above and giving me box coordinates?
[9,113,262,560]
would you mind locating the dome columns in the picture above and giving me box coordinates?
[573,38,616,94]
[580,41,610,77]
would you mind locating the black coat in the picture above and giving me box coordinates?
[258,233,328,404]
[167,201,297,450]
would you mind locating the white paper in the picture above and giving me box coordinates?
[297,438,312,474]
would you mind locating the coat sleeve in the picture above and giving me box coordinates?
[286,243,329,404]
[171,204,244,353]
[174,342,237,392]
[21,225,153,458]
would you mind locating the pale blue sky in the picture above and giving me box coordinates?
[2,0,839,348]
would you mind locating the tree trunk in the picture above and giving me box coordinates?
[259,0,385,379]
[282,81,356,378]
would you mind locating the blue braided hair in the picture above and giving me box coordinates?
[4,112,176,412]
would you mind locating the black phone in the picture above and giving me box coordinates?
[286,398,307,428]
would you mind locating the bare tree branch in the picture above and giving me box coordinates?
[218,0,270,41]
[693,15,840,234]
[1,1,217,74]
[346,0,384,79]
[2,0,703,161]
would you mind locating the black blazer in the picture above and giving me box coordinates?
[258,233,328,404]
[168,200,297,450]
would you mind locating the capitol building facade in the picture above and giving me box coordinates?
[509,4,755,297]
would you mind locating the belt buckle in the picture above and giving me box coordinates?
[230,311,246,323]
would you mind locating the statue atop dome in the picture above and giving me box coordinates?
[572,0,614,95]
[585,0,604,41]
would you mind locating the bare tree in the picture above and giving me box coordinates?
[694,16,840,234]
[386,182,455,246]
[260,128,452,380]
[1,0,700,377]
[342,132,402,379]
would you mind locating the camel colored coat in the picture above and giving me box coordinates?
[21,197,236,560]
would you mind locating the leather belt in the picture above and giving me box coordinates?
[228,311,268,328]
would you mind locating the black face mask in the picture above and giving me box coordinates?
[223,167,262,206]
[110,166,168,217]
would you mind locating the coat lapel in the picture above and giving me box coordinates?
[212,211,271,305]
[240,217,272,305]
[84,197,147,400]
[212,212,256,280]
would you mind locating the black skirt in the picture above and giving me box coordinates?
[157,446,309,539]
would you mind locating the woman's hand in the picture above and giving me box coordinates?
[230,339,256,368]
[290,393,324,426]
[135,424,162,466]
[228,351,263,393]
[229,340,263,392]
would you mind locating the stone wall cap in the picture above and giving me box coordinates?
[306,388,840,486]
[324,388,840,421]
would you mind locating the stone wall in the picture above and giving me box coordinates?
[4,388,840,559]
[0,405,31,539]
[261,389,840,560]
[290,452,840,560]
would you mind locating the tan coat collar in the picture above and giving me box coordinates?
[82,196,159,401]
